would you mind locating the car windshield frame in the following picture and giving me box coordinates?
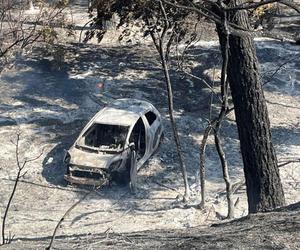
[76,123,130,153]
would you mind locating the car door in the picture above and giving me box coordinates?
[128,117,148,170]
[144,110,161,153]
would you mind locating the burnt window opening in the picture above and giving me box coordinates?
[130,118,146,160]
[83,124,128,151]
[145,111,157,126]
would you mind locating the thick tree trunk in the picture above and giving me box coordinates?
[217,0,285,213]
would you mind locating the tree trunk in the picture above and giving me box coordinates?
[159,40,191,201]
[28,0,34,10]
[216,0,285,213]
[96,6,116,31]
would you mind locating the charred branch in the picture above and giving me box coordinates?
[1,133,44,245]
[223,0,300,14]
[213,11,234,219]
[46,181,107,250]
[157,0,191,201]
[198,107,234,209]
[278,158,300,168]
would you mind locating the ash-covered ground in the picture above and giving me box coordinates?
[0,2,299,249]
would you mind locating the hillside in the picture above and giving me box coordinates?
[2,202,299,249]
[0,1,299,249]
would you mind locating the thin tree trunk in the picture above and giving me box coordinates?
[199,107,234,208]
[159,47,191,201]
[46,190,94,250]
[2,134,43,245]
[199,125,211,208]
[2,171,20,245]
[216,0,285,213]
[214,132,234,218]
[147,1,190,201]
[148,31,191,200]
[214,12,234,218]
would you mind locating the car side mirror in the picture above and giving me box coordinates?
[129,142,135,151]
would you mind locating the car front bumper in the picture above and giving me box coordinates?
[64,174,105,186]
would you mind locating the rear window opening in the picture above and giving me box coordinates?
[80,124,128,151]
[145,111,157,126]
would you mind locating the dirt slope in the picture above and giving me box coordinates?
[2,202,299,249]
[0,2,299,249]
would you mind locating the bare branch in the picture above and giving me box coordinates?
[278,158,300,168]
[222,160,300,197]
[156,0,191,201]
[198,124,212,208]
[46,182,107,250]
[161,0,251,35]
[214,11,234,219]
[224,0,300,14]
[198,107,234,208]
[1,134,44,245]
[179,68,220,97]
[24,147,45,164]
[263,58,295,85]
[161,0,222,25]
[0,1,69,71]
[145,17,160,52]
[15,133,21,170]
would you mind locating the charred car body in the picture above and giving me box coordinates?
[63,99,163,186]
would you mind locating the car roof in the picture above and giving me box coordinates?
[93,98,155,126]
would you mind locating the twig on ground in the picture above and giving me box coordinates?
[278,158,300,168]
[217,159,300,197]
[263,59,293,85]
[46,181,107,250]
[153,180,180,193]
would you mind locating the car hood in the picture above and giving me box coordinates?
[68,147,119,169]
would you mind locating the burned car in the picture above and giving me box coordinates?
[63,98,163,187]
